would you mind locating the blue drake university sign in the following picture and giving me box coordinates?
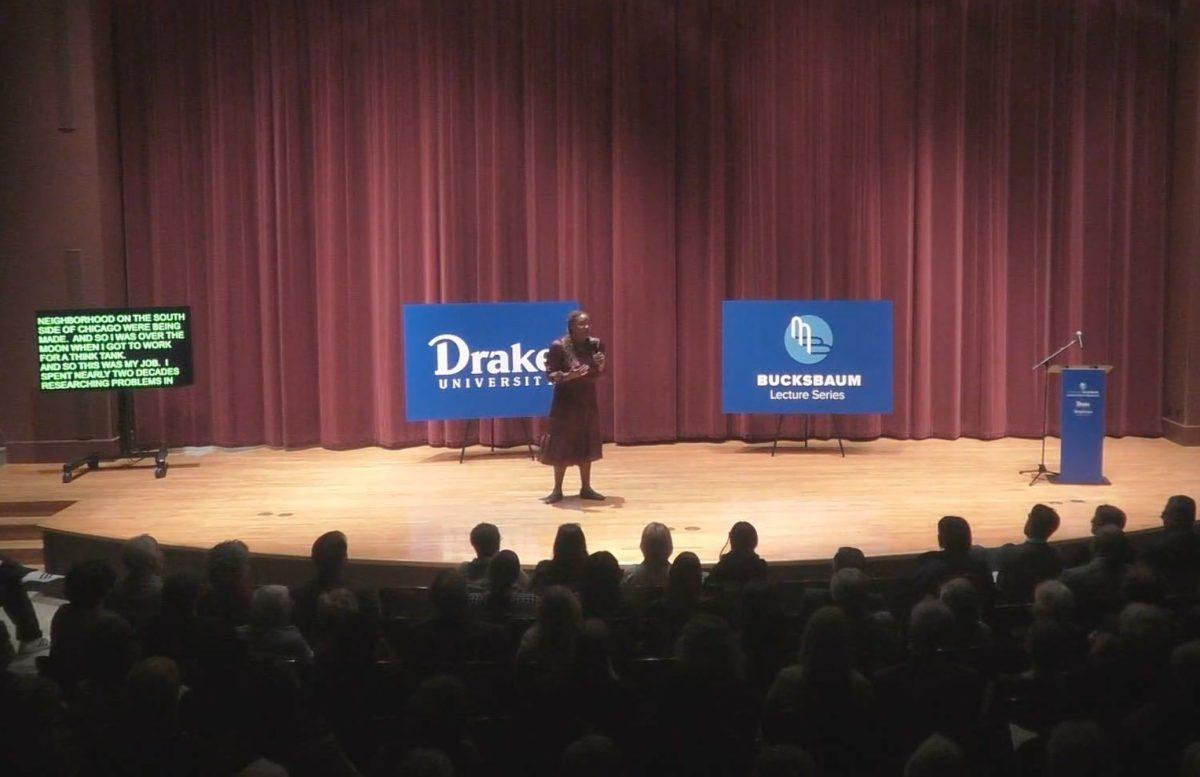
[403,301,578,421]
[722,300,894,414]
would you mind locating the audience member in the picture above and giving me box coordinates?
[561,734,625,777]
[903,733,965,777]
[532,524,589,592]
[763,606,875,773]
[291,530,348,640]
[0,620,71,774]
[832,567,902,672]
[107,533,165,632]
[645,614,758,777]
[1060,527,1131,628]
[469,549,537,623]
[939,576,993,649]
[1043,719,1113,777]
[0,553,49,654]
[708,521,768,586]
[996,504,1064,603]
[622,522,674,589]
[518,585,581,674]
[240,585,313,662]
[1033,580,1077,626]
[912,516,994,607]
[47,558,121,694]
[580,551,626,620]
[459,521,500,589]
[1140,495,1200,595]
[198,539,254,627]
[873,600,990,773]
[456,522,528,592]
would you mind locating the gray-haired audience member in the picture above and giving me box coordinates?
[904,733,965,777]
[561,734,626,777]
[240,584,313,662]
[198,539,253,626]
[939,576,993,648]
[107,534,164,630]
[1032,580,1076,625]
[623,522,674,588]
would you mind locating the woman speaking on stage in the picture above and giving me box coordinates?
[540,310,606,503]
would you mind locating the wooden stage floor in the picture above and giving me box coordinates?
[3,437,1197,568]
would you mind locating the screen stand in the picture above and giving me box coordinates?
[61,390,168,483]
[458,418,538,464]
[770,414,845,457]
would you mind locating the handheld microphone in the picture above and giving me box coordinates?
[585,336,601,354]
[1076,330,1084,350]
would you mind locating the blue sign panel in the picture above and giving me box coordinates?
[1058,367,1108,484]
[403,301,578,421]
[722,300,894,414]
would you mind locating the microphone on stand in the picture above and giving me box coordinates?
[1076,330,1084,351]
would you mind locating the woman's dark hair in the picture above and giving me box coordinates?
[430,569,468,622]
[798,605,853,680]
[553,524,589,574]
[486,550,521,609]
[581,551,623,617]
[724,521,759,556]
[667,552,703,606]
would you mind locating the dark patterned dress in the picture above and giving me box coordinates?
[539,337,604,466]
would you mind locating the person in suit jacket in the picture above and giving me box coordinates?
[996,504,1064,603]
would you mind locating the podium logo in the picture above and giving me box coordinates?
[1079,382,1088,391]
[784,315,833,365]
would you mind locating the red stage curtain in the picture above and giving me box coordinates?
[114,0,1173,448]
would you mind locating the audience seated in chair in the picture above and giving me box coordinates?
[468,549,537,626]
[644,613,759,777]
[996,504,1065,603]
[1060,526,1132,629]
[0,620,71,774]
[106,533,164,633]
[912,516,994,608]
[532,523,589,592]
[291,530,349,640]
[1140,495,1200,596]
[197,539,254,628]
[940,576,994,650]
[623,522,673,589]
[0,553,49,655]
[709,521,769,587]
[457,522,530,594]
[763,605,876,774]
[873,599,991,774]
[239,585,313,663]
[904,733,966,777]
[47,558,122,695]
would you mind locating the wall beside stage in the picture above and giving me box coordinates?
[4,0,1187,457]
[0,0,127,463]
[1167,0,1200,447]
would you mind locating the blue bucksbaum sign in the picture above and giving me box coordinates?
[722,300,894,414]
[403,301,578,421]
